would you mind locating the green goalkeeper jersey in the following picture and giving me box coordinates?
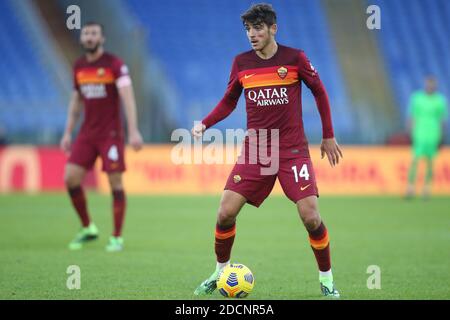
[409,91,448,140]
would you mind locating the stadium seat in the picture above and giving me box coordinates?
[0,0,65,142]
[372,0,450,139]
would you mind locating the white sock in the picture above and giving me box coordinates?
[217,261,230,270]
[319,269,333,279]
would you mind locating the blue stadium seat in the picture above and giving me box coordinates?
[0,0,65,140]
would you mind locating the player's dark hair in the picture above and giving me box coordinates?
[82,21,104,35]
[241,3,277,27]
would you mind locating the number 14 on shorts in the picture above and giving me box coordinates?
[291,164,310,182]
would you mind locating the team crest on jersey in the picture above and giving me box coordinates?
[233,175,242,183]
[277,66,288,79]
[97,68,105,77]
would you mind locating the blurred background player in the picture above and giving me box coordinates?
[192,4,342,298]
[406,76,448,199]
[60,22,143,251]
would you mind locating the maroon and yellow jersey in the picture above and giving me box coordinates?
[202,44,334,159]
[73,52,130,139]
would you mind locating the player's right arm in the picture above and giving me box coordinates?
[191,58,242,138]
[60,90,83,154]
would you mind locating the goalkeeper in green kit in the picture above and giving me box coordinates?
[406,76,448,198]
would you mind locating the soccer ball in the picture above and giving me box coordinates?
[216,263,254,298]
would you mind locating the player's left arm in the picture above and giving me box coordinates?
[298,51,343,167]
[115,63,143,151]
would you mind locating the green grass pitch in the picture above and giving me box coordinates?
[0,193,449,299]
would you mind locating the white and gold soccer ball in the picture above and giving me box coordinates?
[217,263,254,298]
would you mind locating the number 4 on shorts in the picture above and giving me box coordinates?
[291,164,310,182]
[108,145,119,161]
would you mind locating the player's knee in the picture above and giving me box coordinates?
[217,203,238,226]
[299,204,321,231]
[108,174,123,190]
[64,170,81,188]
[302,215,321,231]
[109,180,123,190]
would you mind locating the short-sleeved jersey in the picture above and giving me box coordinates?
[409,90,448,139]
[73,52,129,139]
[202,44,334,159]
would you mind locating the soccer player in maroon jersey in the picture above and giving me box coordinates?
[192,4,343,297]
[60,22,143,252]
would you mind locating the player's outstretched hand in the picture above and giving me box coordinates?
[129,129,143,151]
[60,133,71,155]
[191,122,206,139]
[320,138,343,167]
